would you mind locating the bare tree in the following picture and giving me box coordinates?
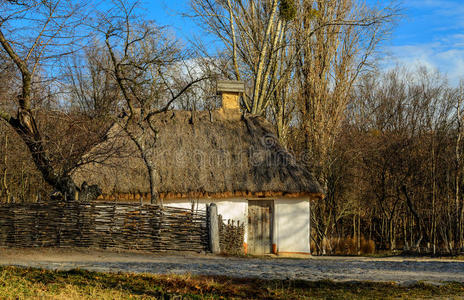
[190,0,299,115]
[66,42,122,117]
[190,0,397,121]
[455,82,464,250]
[99,0,206,205]
[0,0,93,199]
[348,66,458,253]
[294,0,397,253]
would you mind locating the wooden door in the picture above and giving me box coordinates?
[247,200,273,255]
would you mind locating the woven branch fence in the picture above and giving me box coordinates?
[218,215,245,255]
[0,201,209,253]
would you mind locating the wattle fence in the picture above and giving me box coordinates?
[218,215,245,255]
[0,201,209,253]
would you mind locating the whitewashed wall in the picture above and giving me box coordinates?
[164,197,311,254]
[164,198,249,243]
[274,198,310,254]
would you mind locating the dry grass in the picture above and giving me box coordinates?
[1,266,464,299]
[314,237,376,255]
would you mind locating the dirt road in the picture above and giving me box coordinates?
[1,248,463,284]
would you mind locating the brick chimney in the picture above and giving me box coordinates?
[216,80,245,119]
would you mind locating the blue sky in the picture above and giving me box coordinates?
[145,0,464,85]
[142,1,193,38]
[383,0,464,84]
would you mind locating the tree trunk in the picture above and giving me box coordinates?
[389,217,395,250]
[147,165,161,206]
[0,28,79,201]
[456,90,463,250]
[1,135,10,202]
[8,112,78,200]
[251,0,278,115]
[402,185,424,250]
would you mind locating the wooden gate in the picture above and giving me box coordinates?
[247,200,273,255]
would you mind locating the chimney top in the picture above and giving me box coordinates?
[216,80,244,120]
[216,80,245,95]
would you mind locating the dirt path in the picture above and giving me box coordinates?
[1,248,463,284]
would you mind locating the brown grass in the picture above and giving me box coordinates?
[1,266,464,299]
[313,237,376,255]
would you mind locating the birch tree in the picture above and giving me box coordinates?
[190,0,297,115]
[455,82,464,250]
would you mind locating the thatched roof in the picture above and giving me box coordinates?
[72,111,323,199]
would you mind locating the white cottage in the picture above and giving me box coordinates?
[72,81,323,255]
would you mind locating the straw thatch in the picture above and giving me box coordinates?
[72,110,323,199]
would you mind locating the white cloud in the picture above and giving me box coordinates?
[381,42,464,85]
[440,34,464,47]
[372,0,464,85]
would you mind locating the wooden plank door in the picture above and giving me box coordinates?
[247,200,273,255]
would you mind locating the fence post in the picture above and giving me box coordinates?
[208,203,220,254]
